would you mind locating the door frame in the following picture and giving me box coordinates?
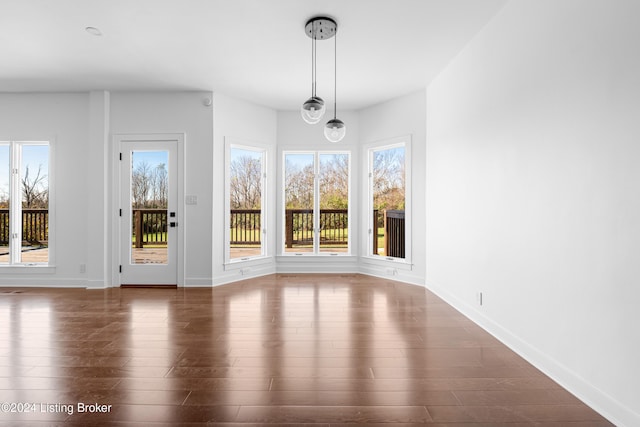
[111,133,185,287]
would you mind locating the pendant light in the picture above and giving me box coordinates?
[324,22,346,143]
[301,18,333,124]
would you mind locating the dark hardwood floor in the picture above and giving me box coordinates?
[0,274,612,426]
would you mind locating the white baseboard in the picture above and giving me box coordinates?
[424,279,637,427]
[212,264,276,287]
[85,279,110,289]
[183,277,213,287]
[359,265,425,287]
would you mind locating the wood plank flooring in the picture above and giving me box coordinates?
[0,274,612,426]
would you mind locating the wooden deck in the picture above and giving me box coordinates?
[0,247,49,264]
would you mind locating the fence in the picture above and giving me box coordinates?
[0,209,49,246]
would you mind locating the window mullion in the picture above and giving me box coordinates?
[313,152,320,254]
[9,143,21,264]
[261,167,267,258]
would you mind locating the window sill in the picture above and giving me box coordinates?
[224,256,273,271]
[276,254,357,262]
[279,252,353,257]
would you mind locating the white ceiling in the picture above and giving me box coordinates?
[0,0,507,111]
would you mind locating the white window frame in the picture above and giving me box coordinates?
[363,135,412,267]
[281,150,352,256]
[0,140,54,267]
[224,138,268,265]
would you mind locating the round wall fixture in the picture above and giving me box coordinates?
[305,16,337,40]
[85,26,103,36]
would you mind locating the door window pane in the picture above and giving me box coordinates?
[229,147,264,260]
[371,145,405,258]
[130,151,169,265]
[284,153,315,253]
[319,153,349,253]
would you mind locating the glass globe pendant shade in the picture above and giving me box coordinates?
[324,118,346,142]
[301,96,326,124]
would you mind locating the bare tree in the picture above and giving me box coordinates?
[21,164,48,208]
[132,161,152,208]
[319,154,349,209]
[151,163,168,208]
[285,159,314,209]
[373,148,405,210]
[230,156,261,209]
[0,187,8,208]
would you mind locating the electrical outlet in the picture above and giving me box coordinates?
[476,292,483,306]
[80,264,86,274]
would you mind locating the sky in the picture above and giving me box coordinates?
[231,147,262,163]
[1,147,167,203]
[284,153,314,171]
[131,150,168,169]
[0,143,49,201]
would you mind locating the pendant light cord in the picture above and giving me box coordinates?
[333,28,337,119]
[312,21,317,97]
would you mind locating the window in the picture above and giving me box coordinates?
[226,141,267,263]
[0,141,50,265]
[367,137,410,262]
[283,151,350,255]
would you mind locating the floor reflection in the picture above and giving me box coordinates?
[0,275,612,425]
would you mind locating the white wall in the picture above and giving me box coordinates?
[110,91,214,286]
[426,1,640,425]
[0,93,90,286]
[212,93,277,285]
[359,91,427,285]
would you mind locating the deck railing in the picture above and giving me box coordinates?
[384,209,405,258]
[373,209,405,258]
[0,209,49,246]
[229,209,350,248]
[230,209,262,245]
[284,208,348,248]
[0,208,404,256]
[231,208,406,254]
[132,209,167,247]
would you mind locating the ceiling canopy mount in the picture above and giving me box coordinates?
[305,16,337,41]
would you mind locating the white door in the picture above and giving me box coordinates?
[119,139,178,285]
